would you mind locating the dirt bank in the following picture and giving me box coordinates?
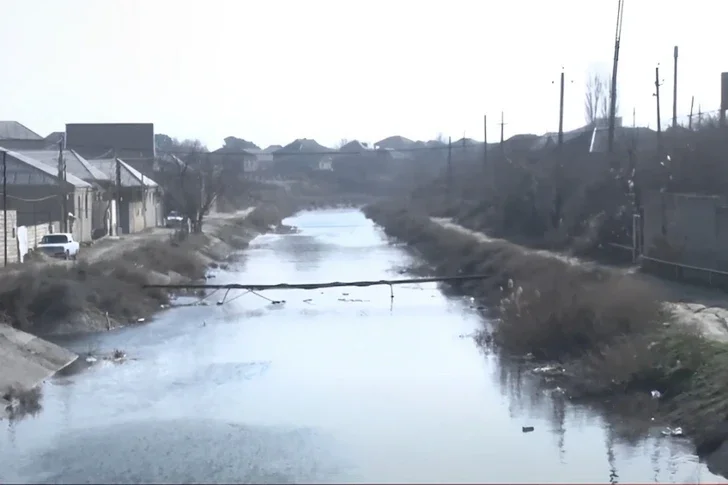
[364,202,728,477]
[0,205,292,337]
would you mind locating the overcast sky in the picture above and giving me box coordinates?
[1,0,724,150]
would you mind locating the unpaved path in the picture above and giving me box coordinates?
[431,217,728,342]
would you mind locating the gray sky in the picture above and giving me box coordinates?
[2,0,724,150]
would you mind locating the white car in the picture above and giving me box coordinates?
[37,233,80,260]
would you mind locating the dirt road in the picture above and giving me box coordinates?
[432,217,728,342]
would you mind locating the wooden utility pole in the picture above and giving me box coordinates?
[607,0,625,153]
[57,137,67,232]
[655,66,663,136]
[558,70,565,148]
[446,137,452,208]
[672,46,679,128]
[688,96,695,130]
[115,154,122,236]
[2,150,7,267]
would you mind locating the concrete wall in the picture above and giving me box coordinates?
[0,210,19,264]
[0,210,61,265]
[643,191,728,269]
[4,185,94,243]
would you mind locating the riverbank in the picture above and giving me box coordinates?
[0,204,292,338]
[364,202,728,476]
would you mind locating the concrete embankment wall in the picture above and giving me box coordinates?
[0,324,78,418]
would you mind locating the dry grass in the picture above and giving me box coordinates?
[365,201,728,456]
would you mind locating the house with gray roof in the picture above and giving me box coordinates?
[0,121,55,150]
[0,147,95,243]
[15,149,162,236]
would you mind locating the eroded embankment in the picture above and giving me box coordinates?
[364,202,728,472]
[0,204,292,338]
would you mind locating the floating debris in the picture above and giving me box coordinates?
[303,299,313,303]
[522,426,535,433]
[137,317,145,323]
[85,356,97,363]
[651,390,662,399]
[532,365,566,377]
[661,427,684,437]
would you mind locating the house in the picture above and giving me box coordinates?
[0,147,95,243]
[272,138,333,174]
[16,149,161,237]
[87,158,162,235]
[0,121,56,150]
[374,135,415,161]
[65,123,156,160]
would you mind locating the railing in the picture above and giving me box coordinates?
[638,253,728,286]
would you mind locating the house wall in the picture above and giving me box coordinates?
[69,187,94,243]
[643,191,728,269]
[0,210,19,264]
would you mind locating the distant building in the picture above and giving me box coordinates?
[65,123,156,160]
[0,121,54,150]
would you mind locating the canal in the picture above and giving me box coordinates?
[0,209,724,483]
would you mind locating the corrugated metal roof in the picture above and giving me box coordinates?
[89,158,158,187]
[0,147,92,187]
[0,121,43,140]
[16,149,108,182]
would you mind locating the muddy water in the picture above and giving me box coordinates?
[0,209,724,484]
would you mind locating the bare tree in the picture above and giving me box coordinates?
[585,73,606,125]
[157,139,229,233]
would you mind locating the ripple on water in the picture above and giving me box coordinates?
[14,419,347,484]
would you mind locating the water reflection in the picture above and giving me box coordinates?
[0,209,724,484]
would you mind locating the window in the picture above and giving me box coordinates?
[85,193,89,218]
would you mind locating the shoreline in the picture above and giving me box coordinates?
[363,202,728,478]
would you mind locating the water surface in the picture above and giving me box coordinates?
[0,209,723,483]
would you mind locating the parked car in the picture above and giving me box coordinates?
[37,233,80,260]
[165,211,184,228]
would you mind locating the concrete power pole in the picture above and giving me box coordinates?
[446,137,453,210]
[115,154,122,236]
[499,111,506,153]
[57,137,67,232]
[558,70,565,148]
[655,66,663,136]
[672,46,679,128]
[688,95,695,130]
[607,0,625,153]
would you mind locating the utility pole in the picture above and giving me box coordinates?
[607,0,625,153]
[483,114,488,172]
[115,154,122,236]
[688,96,695,130]
[655,66,663,136]
[698,104,703,126]
[499,111,506,153]
[57,138,67,232]
[446,136,452,209]
[2,150,7,267]
[672,46,679,128]
[558,70,565,148]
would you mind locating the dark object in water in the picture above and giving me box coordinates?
[522,426,535,433]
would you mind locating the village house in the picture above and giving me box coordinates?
[88,158,162,235]
[0,147,95,244]
[16,149,162,237]
[0,121,57,151]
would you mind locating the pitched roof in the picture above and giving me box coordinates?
[88,158,159,187]
[339,140,372,153]
[374,135,414,150]
[0,121,43,140]
[44,131,64,144]
[0,147,92,188]
[277,138,332,155]
[263,145,282,153]
[16,149,107,182]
